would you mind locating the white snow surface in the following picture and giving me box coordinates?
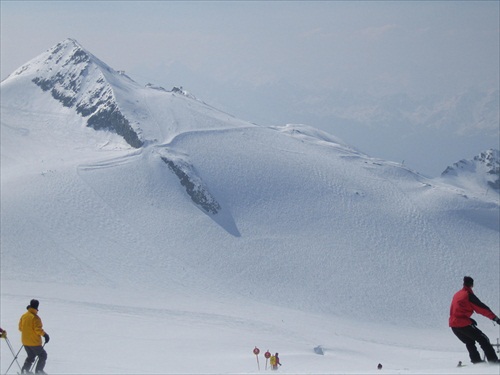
[1,39,499,374]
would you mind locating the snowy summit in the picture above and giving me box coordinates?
[441,149,500,194]
[1,38,499,374]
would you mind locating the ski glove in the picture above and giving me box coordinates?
[494,317,500,324]
[0,330,6,339]
[44,333,50,343]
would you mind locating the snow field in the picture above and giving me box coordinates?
[2,280,499,374]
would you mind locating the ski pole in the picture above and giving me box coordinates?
[5,337,23,370]
[4,340,23,375]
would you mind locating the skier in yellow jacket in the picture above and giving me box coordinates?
[270,353,281,370]
[19,299,50,374]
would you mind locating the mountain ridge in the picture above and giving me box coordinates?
[441,149,500,194]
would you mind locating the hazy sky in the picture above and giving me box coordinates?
[1,1,499,176]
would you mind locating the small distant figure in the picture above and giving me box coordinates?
[270,352,281,370]
[457,361,464,367]
[377,363,383,370]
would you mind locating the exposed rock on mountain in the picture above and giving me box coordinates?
[10,38,143,148]
[442,149,499,193]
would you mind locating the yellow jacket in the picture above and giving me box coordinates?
[19,307,45,346]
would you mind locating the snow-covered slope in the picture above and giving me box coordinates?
[1,39,499,374]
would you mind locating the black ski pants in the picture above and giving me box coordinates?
[22,345,47,373]
[452,325,498,363]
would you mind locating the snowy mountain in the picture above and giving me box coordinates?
[5,38,143,148]
[1,39,499,374]
[441,149,500,194]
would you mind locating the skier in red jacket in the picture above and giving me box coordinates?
[449,276,500,364]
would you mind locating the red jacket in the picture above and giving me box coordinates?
[449,286,497,328]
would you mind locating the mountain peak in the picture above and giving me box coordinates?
[62,37,81,46]
[441,148,500,193]
[31,39,94,106]
[47,37,92,66]
[9,38,92,79]
[52,37,84,51]
[5,38,143,148]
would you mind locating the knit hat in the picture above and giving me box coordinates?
[463,276,474,287]
[29,299,39,310]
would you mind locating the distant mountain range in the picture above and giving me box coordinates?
[295,88,500,136]
[1,38,498,327]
